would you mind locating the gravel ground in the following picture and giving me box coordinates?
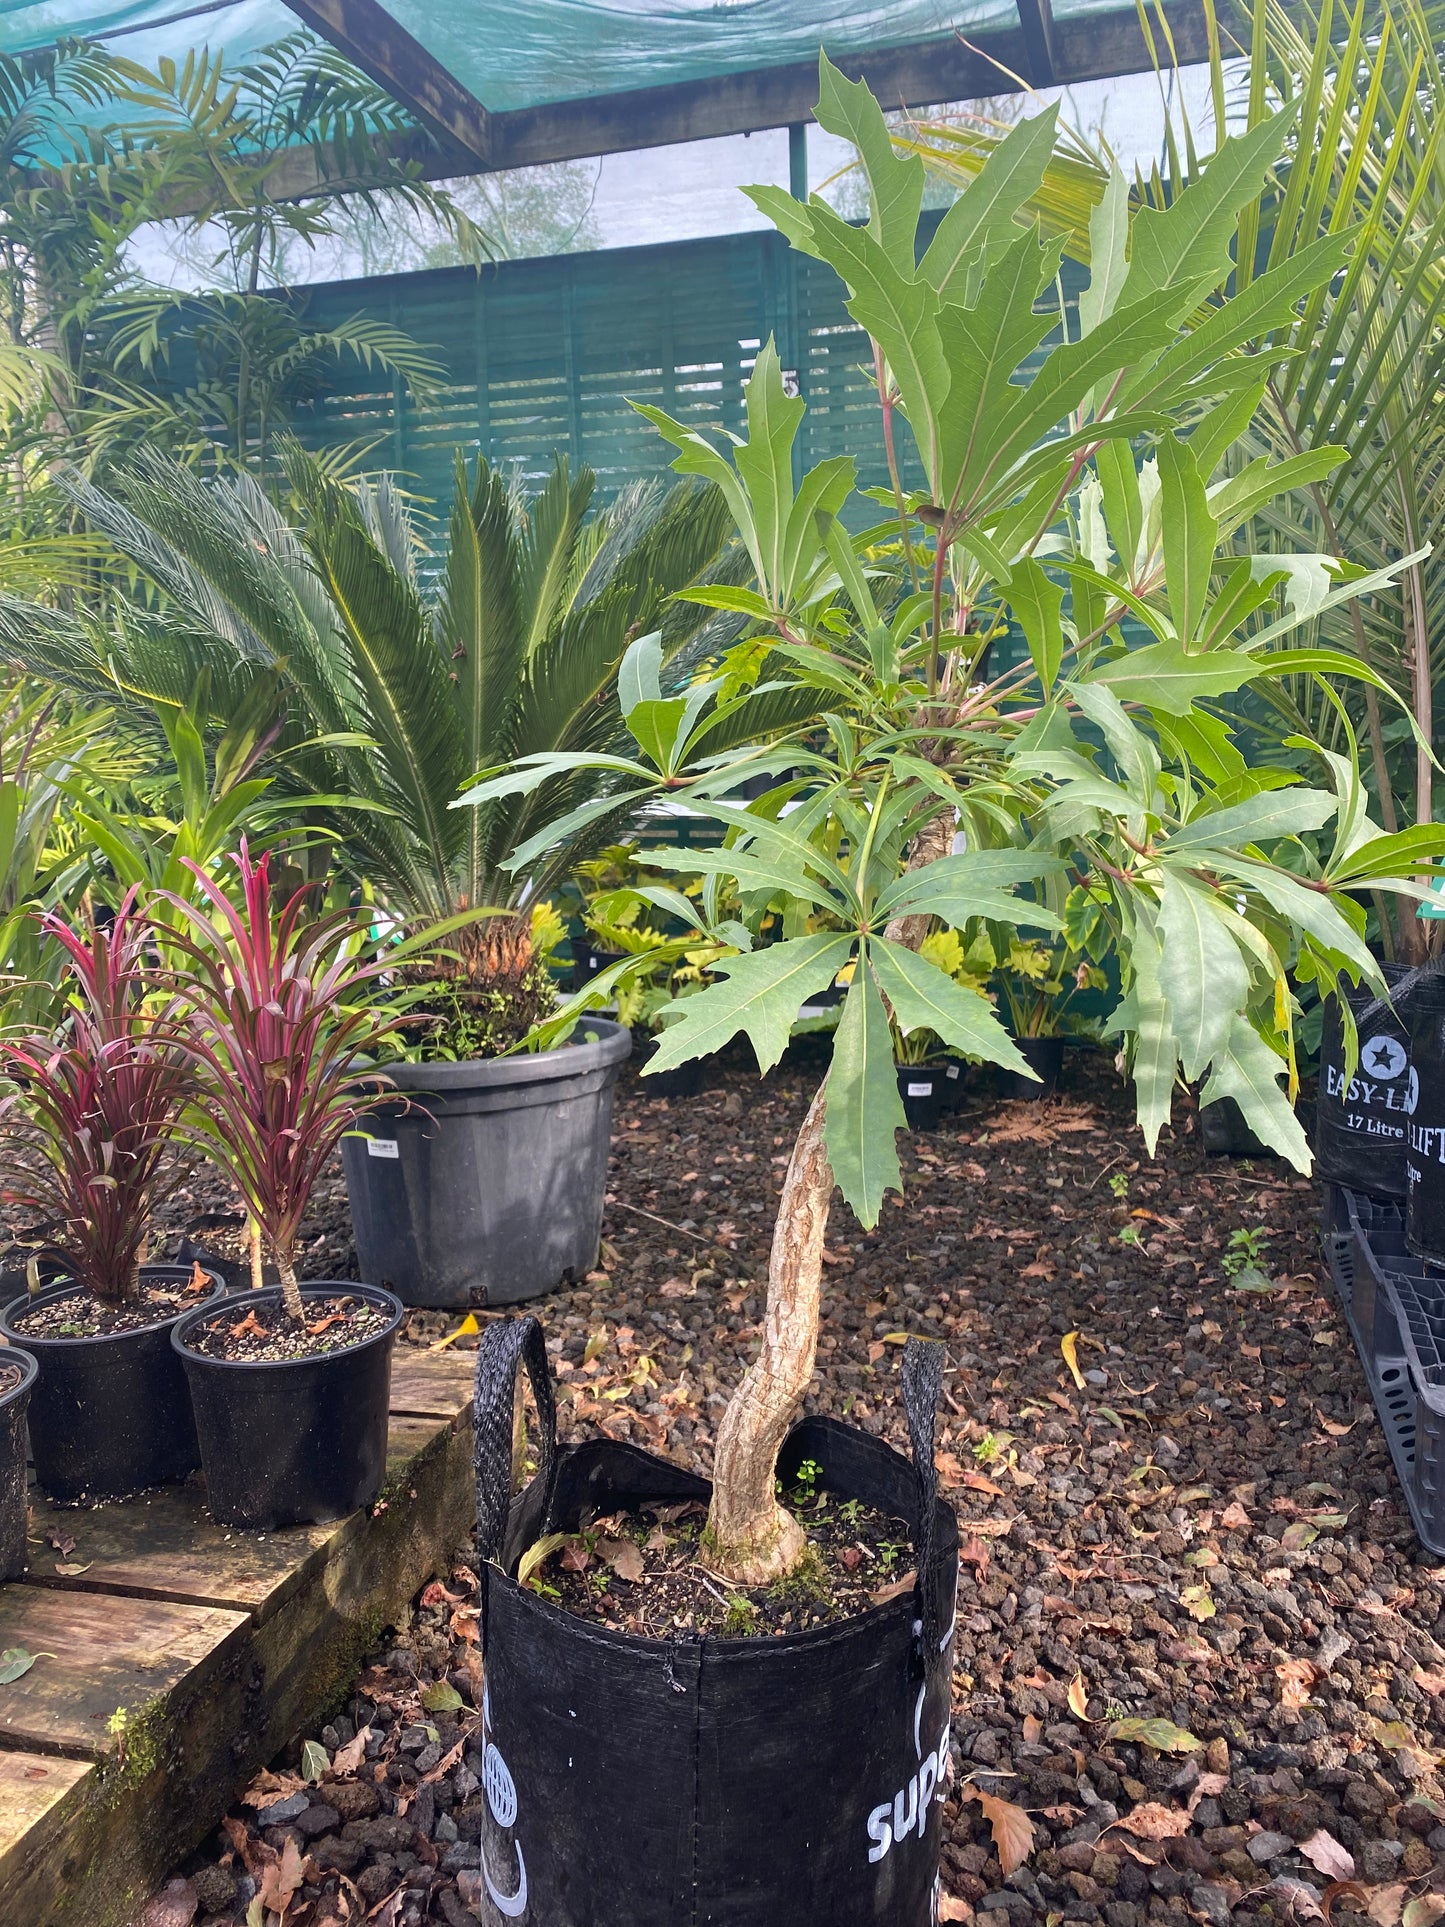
[102,1044,1445,1925]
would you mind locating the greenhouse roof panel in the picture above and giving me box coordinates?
[0,0,1213,168]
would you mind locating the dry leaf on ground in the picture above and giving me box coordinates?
[1061,1331,1086,1391]
[1402,1899,1445,1927]
[965,1786,1035,1874]
[1110,1803,1192,1840]
[1277,1657,1320,1707]
[600,1537,645,1583]
[1365,1882,1408,1926]
[330,1725,371,1775]
[939,1898,974,1923]
[1067,1670,1089,1720]
[1299,1830,1355,1881]
[1186,1772,1229,1815]
[1320,1880,1373,1925]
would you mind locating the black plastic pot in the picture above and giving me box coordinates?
[896,1061,947,1130]
[340,1018,631,1308]
[0,1347,36,1580]
[570,944,627,994]
[637,1036,704,1100]
[1199,1096,1274,1158]
[1316,963,1417,1199]
[940,1055,967,1113]
[1001,1034,1065,1099]
[0,1265,224,1503]
[472,1319,958,1927]
[171,1282,404,1530]
[1406,968,1445,1263]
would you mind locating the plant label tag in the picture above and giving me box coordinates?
[907,1082,932,1097]
[945,1063,960,1080]
[367,1138,400,1159]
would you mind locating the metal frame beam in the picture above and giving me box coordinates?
[251,0,1221,201]
[282,0,492,162]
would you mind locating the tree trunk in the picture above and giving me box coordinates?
[276,1251,305,1324]
[704,1075,832,1585]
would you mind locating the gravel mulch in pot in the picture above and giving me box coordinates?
[86,1046,1445,1925]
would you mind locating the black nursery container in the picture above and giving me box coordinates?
[341,1018,631,1307]
[0,1265,224,1503]
[1406,968,1445,1263]
[638,1036,705,1100]
[470,1318,959,1927]
[1316,962,1416,1198]
[1002,1034,1064,1099]
[896,1062,947,1130]
[171,1282,404,1530]
[0,1347,37,1580]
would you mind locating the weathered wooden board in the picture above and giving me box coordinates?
[0,1752,93,1871]
[0,1393,478,1927]
[389,1344,476,1418]
[0,1586,248,1757]
[23,1409,462,1619]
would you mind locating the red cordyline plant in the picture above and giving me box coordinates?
[158,842,421,1325]
[0,889,197,1305]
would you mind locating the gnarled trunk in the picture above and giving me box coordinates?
[704,1076,831,1585]
[276,1251,305,1324]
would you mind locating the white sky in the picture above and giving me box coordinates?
[131,62,1220,289]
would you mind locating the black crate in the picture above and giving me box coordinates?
[1326,1188,1445,1559]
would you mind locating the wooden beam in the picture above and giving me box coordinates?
[282,0,492,163]
[1015,0,1060,88]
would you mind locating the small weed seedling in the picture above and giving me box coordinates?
[1108,1172,1130,1200]
[1223,1226,1273,1290]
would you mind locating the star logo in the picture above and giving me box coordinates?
[1362,1034,1407,1081]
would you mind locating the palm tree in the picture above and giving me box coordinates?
[0,443,738,1031]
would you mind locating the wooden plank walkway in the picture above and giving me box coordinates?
[0,1343,477,1927]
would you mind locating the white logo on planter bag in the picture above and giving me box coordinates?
[866,1683,950,1866]
[1362,1035,1407,1081]
[480,1688,528,1918]
[1406,1066,1419,1117]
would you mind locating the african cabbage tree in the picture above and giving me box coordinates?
[0,445,736,1045]
[464,59,1445,1584]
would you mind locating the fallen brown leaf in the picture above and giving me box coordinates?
[1219,1500,1251,1530]
[1277,1657,1319,1708]
[1298,1830,1355,1882]
[1365,1883,1408,1927]
[1110,1803,1192,1841]
[1067,1671,1089,1720]
[1320,1881,1374,1926]
[601,1537,645,1583]
[965,1785,1035,1875]
[330,1725,372,1775]
[962,1469,1006,1498]
[939,1897,974,1922]
[1186,1773,1229,1815]
[871,1571,918,1605]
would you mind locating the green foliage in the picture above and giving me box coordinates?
[0,448,735,945]
[469,56,1441,1224]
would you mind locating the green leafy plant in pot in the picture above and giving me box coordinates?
[160,841,442,1528]
[0,889,222,1501]
[452,57,1445,1926]
[0,440,742,1304]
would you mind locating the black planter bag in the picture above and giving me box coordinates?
[1316,962,1416,1198]
[472,1318,959,1927]
[1406,967,1445,1262]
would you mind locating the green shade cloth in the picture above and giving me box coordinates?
[1,0,1011,109]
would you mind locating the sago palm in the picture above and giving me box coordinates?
[0,444,737,1012]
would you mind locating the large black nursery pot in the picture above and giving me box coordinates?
[341,1018,631,1308]
[637,1034,705,1101]
[1001,1034,1064,1099]
[0,1346,37,1580]
[896,1061,947,1131]
[0,1264,224,1503]
[1405,967,1445,1262]
[171,1282,404,1530]
[1316,962,1416,1198]
[470,1318,958,1927]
